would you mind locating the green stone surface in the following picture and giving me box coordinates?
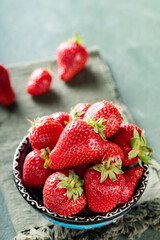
[0,1,160,239]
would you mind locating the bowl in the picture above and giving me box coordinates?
[13,135,149,229]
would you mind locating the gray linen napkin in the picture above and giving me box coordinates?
[0,48,159,240]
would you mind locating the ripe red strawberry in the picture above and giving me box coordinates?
[72,162,93,178]
[96,140,124,164]
[43,169,86,216]
[70,102,92,119]
[49,119,107,171]
[50,112,70,128]
[83,100,122,138]
[110,123,153,166]
[56,33,88,81]
[84,160,125,213]
[28,116,63,150]
[26,68,52,96]
[23,148,52,188]
[0,64,15,106]
[116,166,143,206]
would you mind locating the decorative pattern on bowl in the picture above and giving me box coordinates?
[13,135,149,229]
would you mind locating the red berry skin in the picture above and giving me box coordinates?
[116,166,143,206]
[110,123,142,166]
[29,116,63,150]
[56,41,88,81]
[83,101,122,138]
[43,170,86,216]
[50,112,70,128]
[73,103,92,119]
[23,149,52,188]
[84,168,125,213]
[0,64,15,106]
[96,141,124,164]
[49,119,107,171]
[26,68,52,96]
[72,162,93,178]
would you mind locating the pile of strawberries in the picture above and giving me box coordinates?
[23,100,152,216]
[1,33,153,216]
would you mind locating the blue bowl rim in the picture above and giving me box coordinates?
[13,135,149,226]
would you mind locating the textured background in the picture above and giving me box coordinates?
[0,1,160,239]
[1,0,160,160]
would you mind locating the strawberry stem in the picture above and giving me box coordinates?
[86,117,106,140]
[57,170,84,203]
[72,32,82,45]
[70,106,84,120]
[128,129,153,166]
[67,32,83,45]
[27,117,40,133]
[41,147,51,168]
[46,65,52,74]
[93,158,123,183]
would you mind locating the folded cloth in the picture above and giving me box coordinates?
[0,48,159,240]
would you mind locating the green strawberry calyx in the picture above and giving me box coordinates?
[63,106,84,126]
[46,65,52,75]
[70,106,84,119]
[86,117,106,140]
[68,32,83,45]
[128,129,153,167]
[27,118,40,133]
[57,170,84,203]
[93,158,123,183]
[41,147,51,168]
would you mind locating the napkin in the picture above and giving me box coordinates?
[0,48,159,240]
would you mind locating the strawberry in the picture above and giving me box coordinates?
[50,112,70,128]
[43,169,86,216]
[116,166,143,206]
[26,68,52,96]
[23,148,52,188]
[49,118,107,171]
[83,100,122,138]
[0,64,15,106]
[110,123,153,166]
[84,159,125,213]
[70,102,92,119]
[72,162,93,178]
[28,116,63,150]
[97,140,124,164]
[56,33,88,81]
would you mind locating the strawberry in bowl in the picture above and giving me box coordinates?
[13,100,151,229]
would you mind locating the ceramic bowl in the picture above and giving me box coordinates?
[13,135,149,229]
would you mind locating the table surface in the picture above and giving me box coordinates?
[1,0,160,239]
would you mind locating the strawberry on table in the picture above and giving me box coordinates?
[110,123,153,166]
[28,116,63,150]
[50,112,70,128]
[0,64,15,106]
[49,118,107,171]
[70,102,92,119]
[116,166,143,206]
[26,68,52,96]
[84,159,125,213]
[43,169,86,216]
[56,33,88,81]
[83,100,122,138]
[23,148,52,188]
